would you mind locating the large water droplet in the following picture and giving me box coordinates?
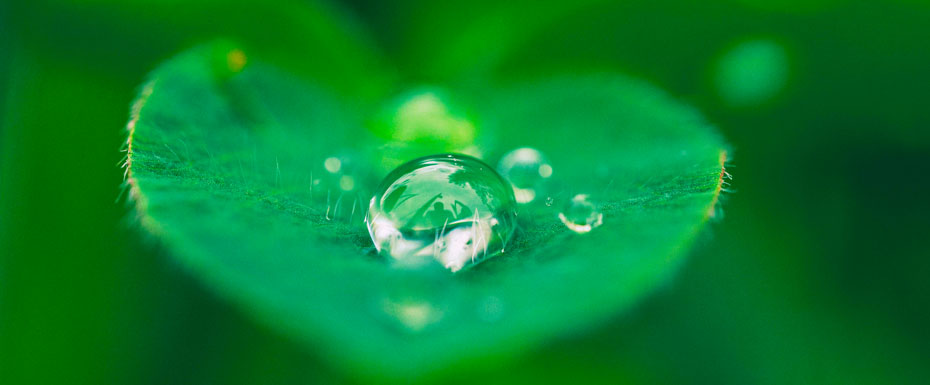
[366,154,517,272]
[497,147,552,204]
[559,194,603,234]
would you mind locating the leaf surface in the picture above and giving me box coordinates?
[126,43,727,379]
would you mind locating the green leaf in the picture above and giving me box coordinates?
[126,43,727,380]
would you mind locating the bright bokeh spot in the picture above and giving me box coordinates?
[324,157,342,173]
[714,38,790,107]
[391,91,476,147]
[371,88,481,174]
[339,175,355,191]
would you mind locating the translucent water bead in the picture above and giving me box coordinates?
[366,154,518,272]
[497,147,552,204]
[559,194,603,234]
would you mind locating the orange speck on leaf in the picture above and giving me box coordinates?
[227,49,247,73]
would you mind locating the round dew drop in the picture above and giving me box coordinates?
[366,154,517,272]
[559,194,603,234]
[497,147,552,204]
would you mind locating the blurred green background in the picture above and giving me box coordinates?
[1,0,928,383]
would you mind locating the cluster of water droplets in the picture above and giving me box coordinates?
[495,148,602,234]
[350,87,606,278]
[358,147,605,332]
[363,146,606,275]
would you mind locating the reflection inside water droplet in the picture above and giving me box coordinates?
[559,194,603,234]
[366,154,517,272]
[497,147,552,204]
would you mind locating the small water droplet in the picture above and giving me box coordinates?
[558,194,603,234]
[545,196,554,207]
[497,147,552,204]
[366,154,517,272]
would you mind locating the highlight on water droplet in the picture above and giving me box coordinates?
[714,38,790,107]
[497,147,553,204]
[365,154,517,272]
[558,194,603,234]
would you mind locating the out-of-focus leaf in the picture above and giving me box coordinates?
[9,0,391,97]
